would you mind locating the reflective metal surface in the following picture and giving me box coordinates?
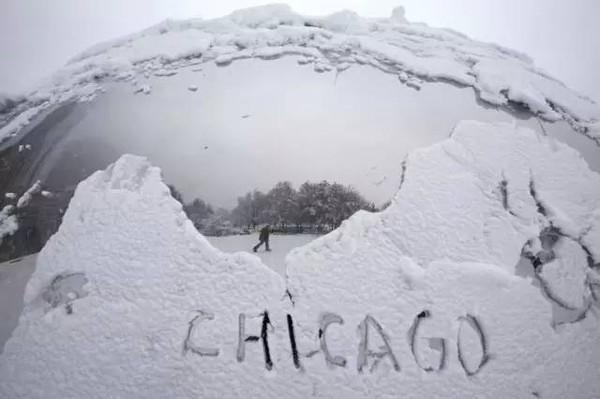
[0,56,598,260]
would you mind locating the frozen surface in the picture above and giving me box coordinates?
[207,233,319,276]
[1,4,599,144]
[1,121,599,398]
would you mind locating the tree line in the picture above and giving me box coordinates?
[170,180,386,236]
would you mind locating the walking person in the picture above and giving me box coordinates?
[253,224,271,252]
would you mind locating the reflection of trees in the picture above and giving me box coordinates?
[232,181,378,233]
[170,180,380,236]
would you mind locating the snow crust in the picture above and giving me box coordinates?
[0,205,18,245]
[1,4,599,142]
[1,121,599,398]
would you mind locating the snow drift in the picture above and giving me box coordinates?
[1,4,599,143]
[1,121,599,398]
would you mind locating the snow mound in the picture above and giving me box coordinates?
[1,122,599,398]
[1,4,599,142]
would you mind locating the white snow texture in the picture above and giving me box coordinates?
[1,4,599,143]
[1,121,599,398]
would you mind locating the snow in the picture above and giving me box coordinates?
[44,55,598,212]
[1,120,599,398]
[390,6,408,24]
[154,69,178,77]
[16,180,42,209]
[0,205,18,245]
[0,181,45,244]
[1,4,599,143]
[0,106,45,141]
[207,233,319,276]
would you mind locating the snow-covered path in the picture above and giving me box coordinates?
[207,232,319,275]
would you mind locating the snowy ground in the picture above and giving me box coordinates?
[207,233,319,276]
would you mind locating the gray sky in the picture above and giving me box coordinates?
[1,0,599,103]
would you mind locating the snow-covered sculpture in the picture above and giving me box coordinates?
[0,5,599,399]
[1,120,599,398]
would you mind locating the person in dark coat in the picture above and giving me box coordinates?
[253,224,271,252]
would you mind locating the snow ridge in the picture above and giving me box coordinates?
[1,4,599,143]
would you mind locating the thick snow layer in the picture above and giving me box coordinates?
[1,121,599,398]
[1,4,599,143]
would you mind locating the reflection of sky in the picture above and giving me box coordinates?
[54,57,597,209]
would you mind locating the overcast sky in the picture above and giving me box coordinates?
[1,0,599,102]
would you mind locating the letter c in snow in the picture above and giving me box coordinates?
[183,310,219,357]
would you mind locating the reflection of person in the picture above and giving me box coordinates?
[253,224,271,252]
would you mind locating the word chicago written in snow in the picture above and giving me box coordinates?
[183,309,491,376]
